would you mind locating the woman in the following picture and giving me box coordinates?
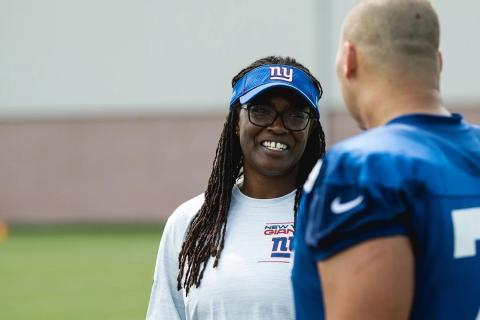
[147,56,326,320]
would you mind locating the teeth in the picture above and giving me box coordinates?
[262,141,288,151]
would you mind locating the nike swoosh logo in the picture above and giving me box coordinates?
[331,195,364,214]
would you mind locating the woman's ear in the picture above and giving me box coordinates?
[308,118,319,137]
[234,105,241,136]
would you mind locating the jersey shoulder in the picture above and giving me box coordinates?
[332,119,480,160]
[324,124,427,187]
[325,120,480,195]
[330,123,434,159]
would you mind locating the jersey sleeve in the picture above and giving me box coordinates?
[146,214,187,320]
[304,151,411,261]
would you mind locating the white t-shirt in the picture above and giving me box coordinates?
[146,185,296,320]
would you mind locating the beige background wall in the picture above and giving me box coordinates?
[0,115,224,223]
[1,107,477,223]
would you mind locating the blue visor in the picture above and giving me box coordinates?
[229,64,322,118]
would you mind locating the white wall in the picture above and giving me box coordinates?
[1,0,479,117]
[435,0,480,104]
[0,0,320,116]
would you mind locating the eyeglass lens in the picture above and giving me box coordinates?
[247,105,311,131]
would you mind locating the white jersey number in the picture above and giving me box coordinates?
[451,207,480,259]
[451,207,480,320]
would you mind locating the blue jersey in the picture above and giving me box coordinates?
[292,113,480,320]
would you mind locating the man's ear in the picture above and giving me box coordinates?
[437,50,443,73]
[342,41,358,79]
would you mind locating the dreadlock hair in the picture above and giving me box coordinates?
[177,56,326,295]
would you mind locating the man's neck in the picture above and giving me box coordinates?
[361,86,449,129]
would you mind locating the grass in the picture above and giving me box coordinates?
[0,225,164,320]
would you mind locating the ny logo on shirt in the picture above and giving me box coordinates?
[262,222,294,260]
[271,236,294,258]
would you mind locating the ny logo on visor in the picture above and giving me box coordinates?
[269,66,293,82]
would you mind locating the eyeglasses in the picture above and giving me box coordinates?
[241,104,313,131]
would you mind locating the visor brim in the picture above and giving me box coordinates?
[238,83,319,118]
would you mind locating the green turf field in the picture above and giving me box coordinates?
[0,225,163,320]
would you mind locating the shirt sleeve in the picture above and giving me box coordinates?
[304,153,410,261]
[146,215,187,320]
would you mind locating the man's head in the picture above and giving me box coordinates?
[336,0,442,128]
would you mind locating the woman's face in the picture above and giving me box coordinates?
[236,88,314,179]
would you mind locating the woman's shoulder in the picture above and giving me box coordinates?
[165,193,205,231]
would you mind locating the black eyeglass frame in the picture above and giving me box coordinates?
[240,104,314,132]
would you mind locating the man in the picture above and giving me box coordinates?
[292,0,480,319]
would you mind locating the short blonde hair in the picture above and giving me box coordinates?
[343,0,440,74]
